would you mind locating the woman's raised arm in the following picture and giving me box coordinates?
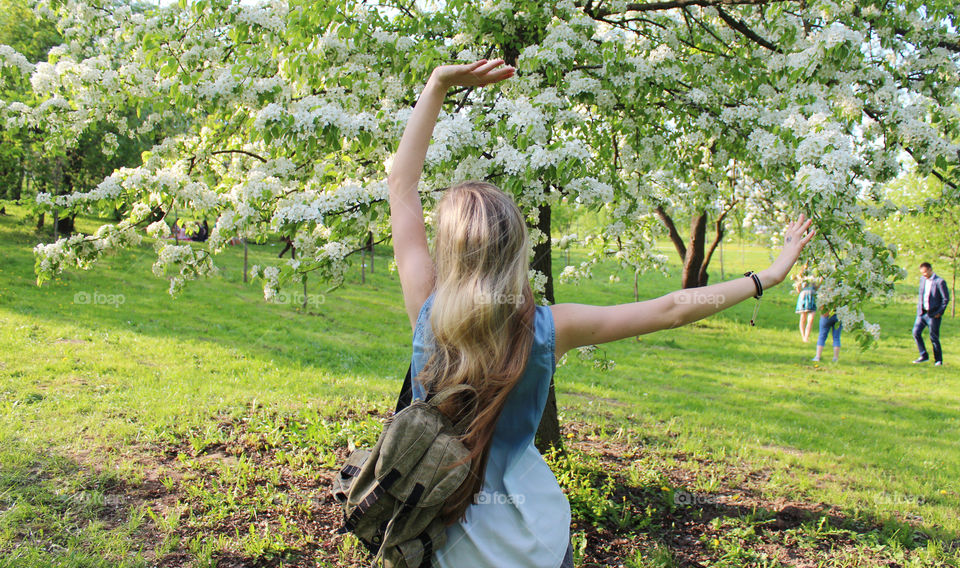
[388,59,514,330]
[552,215,816,359]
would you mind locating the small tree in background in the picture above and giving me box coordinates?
[877,174,959,317]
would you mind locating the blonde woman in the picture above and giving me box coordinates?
[388,58,816,568]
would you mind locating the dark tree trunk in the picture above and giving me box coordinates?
[14,155,24,201]
[36,212,44,232]
[952,246,957,318]
[368,231,374,273]
[683,213,707,288]
[361,232,374,283]
[699,213,729,286]
[531,202,562,454]
[279,237,293,258]
[656,206,737,289]
[56,214,76,236]
[243,239,249,283]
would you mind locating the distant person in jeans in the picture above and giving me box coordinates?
[913,262,949,366]
[813,305,841,362]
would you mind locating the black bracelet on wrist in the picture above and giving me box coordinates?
[743,271,763,298]
[743,271,763,326]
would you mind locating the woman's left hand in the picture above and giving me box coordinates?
[430,59,515,90]
[767,214,817,284]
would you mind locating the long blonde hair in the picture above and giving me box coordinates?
[414,180,536,526]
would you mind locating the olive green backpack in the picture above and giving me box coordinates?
[331,378,478,568]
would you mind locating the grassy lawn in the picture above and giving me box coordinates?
[0,202,957,567]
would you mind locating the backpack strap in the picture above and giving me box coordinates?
[375,480,426,548]
[424,384,479,432]
[340,463,362,478]
[395,364,414,414]
[376,502,437,568]
[424,383,476,407]
[416,530,434,567]
[343,467,402,532]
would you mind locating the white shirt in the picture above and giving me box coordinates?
[923,275,935,311]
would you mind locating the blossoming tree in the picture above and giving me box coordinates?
[3,0,958,445]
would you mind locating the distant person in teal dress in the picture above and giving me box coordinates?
[793,274,818,343]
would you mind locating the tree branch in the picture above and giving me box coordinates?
[862,105,958,192]
[587,0,789,18]
[209,150,268,162]
[683,5,734,52]
[654,205,687,260]
[715,6,783,53]
[345,235,391,259]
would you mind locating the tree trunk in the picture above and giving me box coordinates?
[531,202,562,454]
[56,214,75,236]
[655,207,735,289]
[698,214,728,286]
[368,231,374,273]
[302,274,308,310]
[720,240,725,280]
[14,154,24,201]
[361,232,375,283]
[243,239,249,283]
[952,247,957,318]
[36,212,44,232]
[279,237,293,258]
[683,213,707,288]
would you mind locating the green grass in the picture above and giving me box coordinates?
[0,202,958,566]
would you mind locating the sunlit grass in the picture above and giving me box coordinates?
[0,202,957,566]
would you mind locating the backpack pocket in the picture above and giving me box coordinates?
[331,448,371,504]
[379,517,447,568]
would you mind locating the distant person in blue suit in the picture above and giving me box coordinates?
[913,262,949,366]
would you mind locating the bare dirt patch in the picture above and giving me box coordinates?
[53,411,948,567]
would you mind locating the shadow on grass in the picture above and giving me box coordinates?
[0,436,154,567]
[553,421,959,567]
[0,215,412,390]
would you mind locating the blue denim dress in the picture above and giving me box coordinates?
[411,292,571,568]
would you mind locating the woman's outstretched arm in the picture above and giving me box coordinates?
[552,215,816,359]
[388,59,515,330]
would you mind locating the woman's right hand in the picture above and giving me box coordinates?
[430,59,515,90]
